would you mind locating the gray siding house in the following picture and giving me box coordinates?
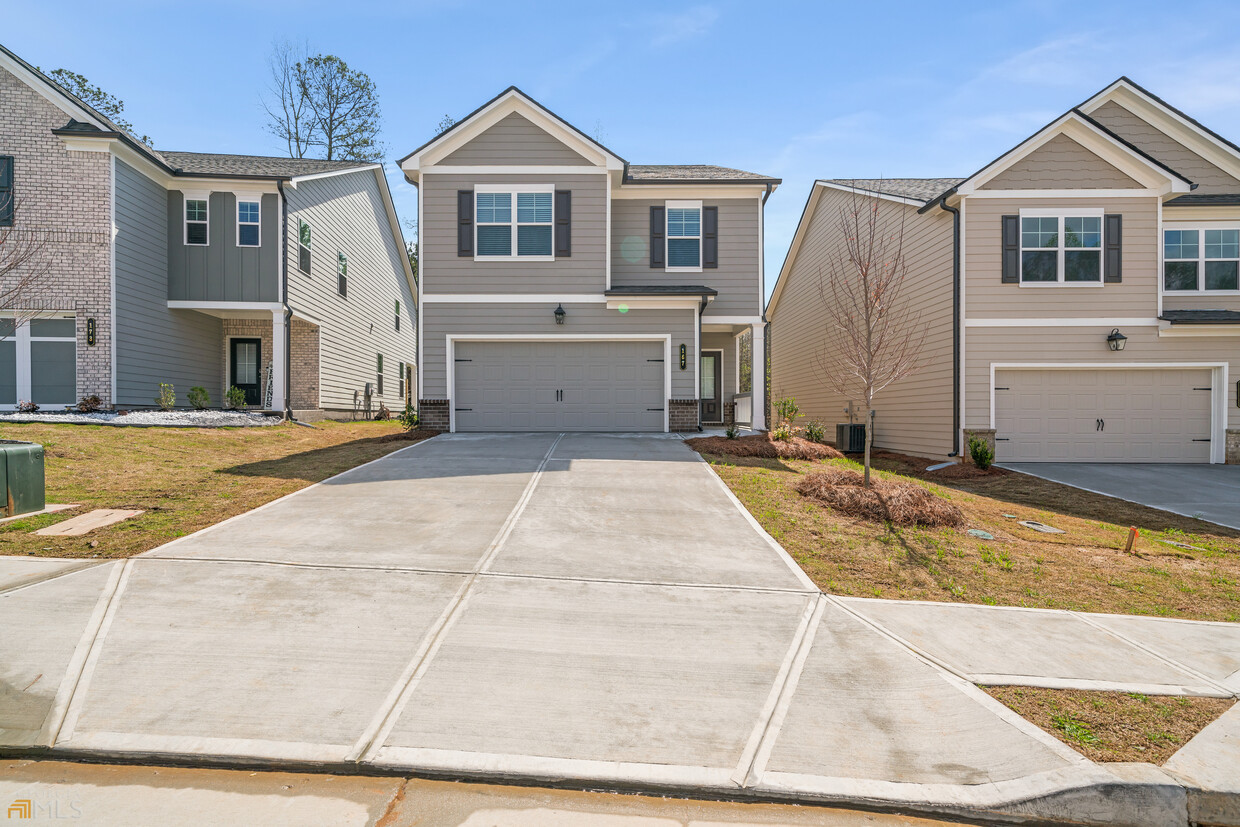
[769,78,1240,465]
[400,88,776,432]
[0,43,415,418]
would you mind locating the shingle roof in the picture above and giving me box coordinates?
[1159,310,1240,324]
[625,165,779,184]
[604,285,719,296]
[821,178,966,203]
[1164,193,1240,206]
[157,151,370,179]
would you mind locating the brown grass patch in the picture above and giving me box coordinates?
[684,433,842,461]
[795,469,965,528]
[986,686,1233,764]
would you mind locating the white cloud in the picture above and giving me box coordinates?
[649,5,719,48]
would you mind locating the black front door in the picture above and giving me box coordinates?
[230,338,262,406]
[700,352,722,423]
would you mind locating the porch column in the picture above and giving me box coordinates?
[271,308,287,412]
[751,323,766,430]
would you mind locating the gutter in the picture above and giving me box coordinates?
[276,180,293,420]
[935,197,962,458]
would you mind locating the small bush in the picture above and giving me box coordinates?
[774,396,801,426]
[398,403,420,432]
[187,386,210,410]
[804,420,827,443]
[969,436,995,470]
[374,403,391,421]
[76,395,103,413]
[725,423,740,440]
[771,422,793,441]
[225,385,247,411]
[155,383,175,411]
[16,400,38,413]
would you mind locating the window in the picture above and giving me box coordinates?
[237,199,260,246]
[298,221,311,272]
[394,299,401,332]
[337,251,347,297]
[475,186,553,259]
[376,353,384,396]
[185,198,208,245]
[398,361,405,399]
[1020,213,1101,283]
[1164,227,1240,292]
[666,201,702,270]
[0,156,13,228]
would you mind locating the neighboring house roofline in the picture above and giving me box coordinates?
[766,181,828,320]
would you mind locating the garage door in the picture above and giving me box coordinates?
[454,341,665,432]
[994,368,1213,463]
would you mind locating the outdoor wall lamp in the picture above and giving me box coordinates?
[554,303,566,325]
[1107,328,1127,351]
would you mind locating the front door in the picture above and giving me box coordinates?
[700,352,722,423]
[230,338,262,407]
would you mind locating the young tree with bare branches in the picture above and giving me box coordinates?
[817,184,926,487]
[0,195,54,330]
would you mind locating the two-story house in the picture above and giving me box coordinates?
[399,87,776,433]
[0,43,416,419]
[769,78,1240,465]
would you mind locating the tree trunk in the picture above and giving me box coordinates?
[863,410,873,488]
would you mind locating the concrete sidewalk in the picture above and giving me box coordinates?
[1,433,1237,827]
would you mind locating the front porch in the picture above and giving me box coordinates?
[700,322,764,430]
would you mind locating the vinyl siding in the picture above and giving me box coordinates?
[1089,101,1240,193]
[964,196,1159,318]
[422,303,696,399]
[114,160,222,406]
[980,135,1140,190]
[439,112,590,166]
[611,198,762,317]
[167,191,279,302]
[285,170,416,411]
[769,186,956,459]
[962,326,1239,431]
[422,173,606,294]
[1162,294,1240,312]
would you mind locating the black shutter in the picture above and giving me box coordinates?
[1104,213,1123,283]
[649,206,665,268]
[0,156,12,227]
[1001,214,1019,283]
[702,206,718,269]
[555,189,571,257]
[457,190,473,257]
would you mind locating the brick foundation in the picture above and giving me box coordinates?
[963,428,996,465]
[418,399,450,431]
[1227,429,1240,465]
[669,398,699,432]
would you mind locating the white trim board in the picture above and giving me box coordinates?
[422,165,607,176]
[965,318,1160,327]
[423,294,606,304]
[987,361,1229,464]
[445,334,673,433]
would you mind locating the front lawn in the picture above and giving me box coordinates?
[699,450,1240,622]
[0,420,435,559]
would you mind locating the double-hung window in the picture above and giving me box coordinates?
[394,299,401,332]
[1020,211,1102,283]
[1164,227,1240,292]
[185,197,209,246]
[337,251,348,297]
[475,185,553,260]
[666,201,702,270]
[298,220,311,273]
[376,353,384,395]
[237,199,260,247]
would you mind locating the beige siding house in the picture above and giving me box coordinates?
[399,87,776,432]
[769,78,1240,465]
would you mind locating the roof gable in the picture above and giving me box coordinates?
[439,111,591,166]
[979,133,1140,190]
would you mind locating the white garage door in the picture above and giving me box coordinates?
[994,368,1213,463]
[454,341,666,432]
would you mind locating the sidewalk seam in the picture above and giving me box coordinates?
[0,561,108,597]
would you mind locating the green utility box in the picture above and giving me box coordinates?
[0,440,45,517]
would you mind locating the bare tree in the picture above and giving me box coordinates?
[264,41,317,159]
[817,184,926,487]
[0,199,54,330]
[264,46,385,162]
[435,114,457,135]
[41,67,152,145]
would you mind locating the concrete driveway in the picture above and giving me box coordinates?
[2,433,1237,826]
[1002,462,1240,530]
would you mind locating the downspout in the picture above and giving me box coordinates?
[277,179,292,420]
[938,196,961,457]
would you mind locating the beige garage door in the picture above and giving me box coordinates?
[994,368,1213,463]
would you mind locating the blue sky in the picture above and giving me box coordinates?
[7,0,1240,296]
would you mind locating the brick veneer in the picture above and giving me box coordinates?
[289,319,319,410]
[221,319,273,406]
[1227,429,1240,465]
[668,398,699,432]
[418,399,450,431]
[0,67,112,406]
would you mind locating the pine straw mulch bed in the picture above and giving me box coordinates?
[986,685,1234,764]
[795,465,965,528]
[684,433,843,461]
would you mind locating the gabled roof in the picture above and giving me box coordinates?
[822,178,964,204]
[159,151,368,180]
[625,165,780,185]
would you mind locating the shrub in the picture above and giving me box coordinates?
[796,470,965,528]
[155,383,175,411]
[774,396,801,426]
[225,385,247,411]
[771,422,793,441]
[804,420,827,443]
[187,386,210,410]
[398,402,420,432]
[76,395,103,413]
[16,400,38,413]
[969,436,995,470]
[725,423,740,440]
[374,403,392,421]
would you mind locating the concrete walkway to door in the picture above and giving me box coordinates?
[1003,462,1240,530]
[1,433,1237,827]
